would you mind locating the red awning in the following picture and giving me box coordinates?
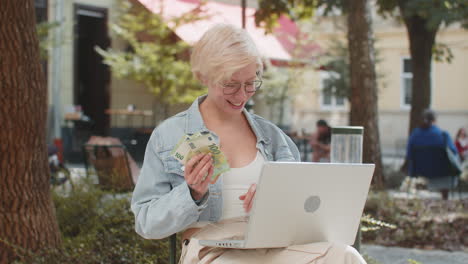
[137,0,318,62]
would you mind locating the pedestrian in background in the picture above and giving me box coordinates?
[405,109,459,200]
[309,119,331,162]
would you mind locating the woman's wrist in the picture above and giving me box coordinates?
[189,186,206,201]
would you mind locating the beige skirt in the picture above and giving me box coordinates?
[179,218,367,264]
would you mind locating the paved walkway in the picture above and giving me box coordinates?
[362,244,468,264]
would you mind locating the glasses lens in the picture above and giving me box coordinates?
[223,83,240,95]
[222,80,262,94]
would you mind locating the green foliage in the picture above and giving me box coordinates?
[255,0,318,32]
[258,63,289,106]
[13,179,179,264]
[432,42,454,63]
[256,0,468,64]
[36,21,60,59]
[96,0,206,107]
[377,0,468,30]
[321,38,350,100]
[320,37,386,100]
[255,20,319,125]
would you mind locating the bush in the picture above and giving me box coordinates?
[363,192,468,251]
[15,179,179,264]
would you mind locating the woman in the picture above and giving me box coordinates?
[309,119,331,162]
[455,128,467,161]
[131,24,366,263]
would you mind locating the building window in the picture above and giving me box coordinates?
[401,57,412,108]
[35,0,48,23]
[320,71,345,110]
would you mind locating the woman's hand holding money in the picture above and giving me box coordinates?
[239,183,256,213]
[185,153,214,201]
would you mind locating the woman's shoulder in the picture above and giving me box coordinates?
[155,111,188,132]
[149,111,188,152]
[249,113,300,161]
[248,113,294,142]
[249,113,284,134]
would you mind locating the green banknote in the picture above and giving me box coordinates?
[170,131,230,183]
[170,134,192,164]
[185,143,230,183]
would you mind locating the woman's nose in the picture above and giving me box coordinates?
[235,84,248,98]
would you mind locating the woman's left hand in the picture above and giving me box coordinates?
[239,183,256,213]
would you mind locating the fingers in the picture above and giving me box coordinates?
[247,190,256,212]
[199,164,214,189]
[191,154,213,181]
[185,153,204,175]
[185,153,211,182]
[185,153,215,202]
[205,164,214,183]
[242,184,256,212]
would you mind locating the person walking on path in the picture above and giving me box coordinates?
[405,109,460,200]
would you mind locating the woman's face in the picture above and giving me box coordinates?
[460,128,467,138]
[207,63,258,115]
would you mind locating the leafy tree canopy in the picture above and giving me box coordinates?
[377,0,468,30]
[96,0,207,106]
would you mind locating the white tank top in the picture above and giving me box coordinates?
[187,151,265,229]
[221,150,265,220]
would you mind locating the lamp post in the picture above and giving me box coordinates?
[241,0,246,29]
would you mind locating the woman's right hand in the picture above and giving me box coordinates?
[185,153,214,201]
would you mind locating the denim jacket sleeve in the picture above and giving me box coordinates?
[250,114,301,162]
[130,128,209,239]
[283,132,301,162]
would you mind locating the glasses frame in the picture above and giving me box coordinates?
[220,72,263,95]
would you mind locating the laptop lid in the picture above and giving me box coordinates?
[243,162,375,248]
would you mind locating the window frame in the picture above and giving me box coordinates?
[400,56,413,109]
[319,71,346,111]
[400,56,434,109]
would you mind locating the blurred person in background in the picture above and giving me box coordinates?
[309,119,331,162]
[405,109,460,200]
[455,127,468,161]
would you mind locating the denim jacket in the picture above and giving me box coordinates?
[131,95,300,239]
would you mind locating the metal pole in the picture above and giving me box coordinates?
[169,234,177,264]
[241,0,246,29]
[52,0,63,139]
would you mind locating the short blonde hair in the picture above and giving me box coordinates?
[191,24,263,85]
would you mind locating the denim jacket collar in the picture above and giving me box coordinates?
[185,95,270,145]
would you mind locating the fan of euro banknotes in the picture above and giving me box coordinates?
[170,131,230,183]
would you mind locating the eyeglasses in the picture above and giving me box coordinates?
[220,79,263,95]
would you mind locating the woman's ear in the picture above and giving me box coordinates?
[196,72,209,86]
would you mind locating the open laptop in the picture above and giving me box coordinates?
[199,162,375,249]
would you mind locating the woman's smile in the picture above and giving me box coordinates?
[227,100,244,109]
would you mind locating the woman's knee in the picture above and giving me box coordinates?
[324,244,366,264]
[342,245,366,264]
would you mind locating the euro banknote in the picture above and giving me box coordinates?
[170,131,230,182]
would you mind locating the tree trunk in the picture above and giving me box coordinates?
[0,1,61,263]
[347,0,385,188]
[398,2,438,135]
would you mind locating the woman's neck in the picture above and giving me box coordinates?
[200,96,245,128]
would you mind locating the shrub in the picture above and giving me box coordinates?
[363,191,468,251]
[15,180,179,264]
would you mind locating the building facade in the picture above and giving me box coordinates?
[257,14,468,157]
